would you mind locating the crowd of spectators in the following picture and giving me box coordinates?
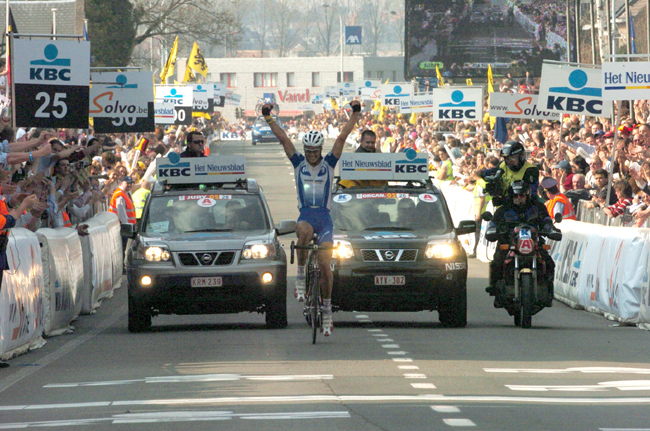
[0,113,226,235]
[2,70,650,236]
[214,77,650,228]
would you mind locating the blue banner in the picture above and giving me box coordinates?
[345,26,362,45]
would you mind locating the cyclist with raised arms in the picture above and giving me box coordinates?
[262,100,361,336]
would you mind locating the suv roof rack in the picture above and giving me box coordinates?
[333,177,435,193]
[153,178,259,195]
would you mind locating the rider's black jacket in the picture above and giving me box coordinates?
[486,198,553,243]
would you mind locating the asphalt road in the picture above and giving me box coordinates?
[1,138,649,431]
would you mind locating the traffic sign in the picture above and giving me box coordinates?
[13,39,90,128]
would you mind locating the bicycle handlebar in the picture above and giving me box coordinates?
[290,241,335,265]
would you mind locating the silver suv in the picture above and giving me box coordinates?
[125,178,295,332]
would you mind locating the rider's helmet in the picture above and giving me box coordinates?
[509,180,530,207]
[302,130,325,148]
[500,140,527,171]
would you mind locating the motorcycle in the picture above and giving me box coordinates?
[483,212,562,328]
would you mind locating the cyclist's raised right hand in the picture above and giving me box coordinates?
[261,103,273,116]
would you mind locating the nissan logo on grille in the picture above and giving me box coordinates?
[201,253,212,263]
[383,250,395,260]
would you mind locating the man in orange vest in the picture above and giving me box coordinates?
[109,176,136,270]
[541,177,577,221]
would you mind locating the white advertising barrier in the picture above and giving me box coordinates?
[36,228,84,337]
[435,181,496,260]
[92,212,123,290]
[0,228,46,359]
[79,217,115,314]
[637,229,650,330]
[547,220,590,309]
[576,225,646,324]
[436,182,476,254]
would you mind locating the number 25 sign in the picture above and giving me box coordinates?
[12,39,90,128]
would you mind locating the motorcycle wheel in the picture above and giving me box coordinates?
[519,273,534,329]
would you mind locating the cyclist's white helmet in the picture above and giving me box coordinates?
[302,130,325,148]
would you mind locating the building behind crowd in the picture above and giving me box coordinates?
[178,56,404,121]
[0,0,85,36]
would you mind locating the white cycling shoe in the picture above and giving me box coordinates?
[322,313,333,336]
[294,278,305,302]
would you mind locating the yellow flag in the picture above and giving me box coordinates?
[436,65,444,87]
[160,36,178,83]
[466,78,473,86]
[378,106,388,122]
[487,65,495,129]
[487,64,494,94]
[183,42,209,82]
[330,98,339,110]
[409,112,417,125]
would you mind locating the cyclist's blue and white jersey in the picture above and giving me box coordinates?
[290,151,339,210]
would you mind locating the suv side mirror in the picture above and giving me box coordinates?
[276,220,296,236]
[456,220,477,236]
[121,223,137,239]
[481,211,493,222]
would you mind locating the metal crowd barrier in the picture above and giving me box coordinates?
[575,200,645,228]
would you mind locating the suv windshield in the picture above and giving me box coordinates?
[144,194,269,234]
[331,192,450,234]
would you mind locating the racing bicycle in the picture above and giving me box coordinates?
[291,235,334,344]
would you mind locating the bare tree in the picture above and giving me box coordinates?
[309,0,340,56]
[130,0,242,68]
[249,0,271,57]
[359,0,389,56]
[267,0,303,56]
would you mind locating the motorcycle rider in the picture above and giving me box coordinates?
[482,140,539,206]
[485,180,558,308]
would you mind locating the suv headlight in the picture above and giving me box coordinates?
[242,241,275,260]
[332,240,354,259]
[143,245,172,262]
[425,242,456,259]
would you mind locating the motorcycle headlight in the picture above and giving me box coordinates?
[332,240,354,259]
[242,241,274,260]
[425,242,455,259]
[144,246,171,262]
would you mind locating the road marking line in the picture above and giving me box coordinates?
[485,367,650,375]
[431,406,461,413]
[8,395,650,412]
[387,351,407,355]
[44,374,334,388]
[368,329,383,332]
[382,344,400,349]
[0,410,351,428]
[0,304,127,395]
[404,374,427,379]
[506,381,650,392]
[443,418,476,427]
[377,339,394,342]
[392,358,413,362]
[411,383,437,389]
[371,334,388,337]
[399,366,419,370]
[355,315,369,318]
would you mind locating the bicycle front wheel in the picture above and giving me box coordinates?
[310,272,319,344]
